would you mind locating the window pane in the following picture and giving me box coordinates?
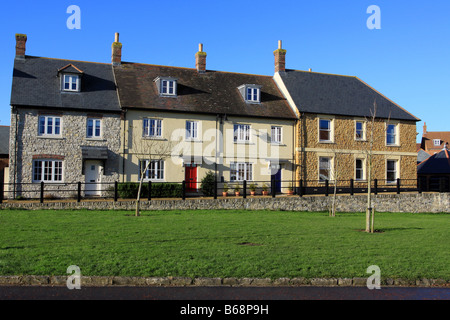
[87,119,93,137]
[54,118,61,135]
[34,161,42,181]
[95,120,101,137]
[47,118,53,135]
[39,117,46,135]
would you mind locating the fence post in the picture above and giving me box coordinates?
[40,181,44,203]
[374,179,378,195]
[182,181,186,200]
[271,177,276,198]
[214,176,218,200]
[114,181,118,202]
[0,170,4,204]
[417,178,422,194]
[243,180,247,199]
[325,180,329,197]
[77,182,82,203]
[299,180,303,198]
[148,181,152,201]
[397,178,401,194]
[350,179,354,196]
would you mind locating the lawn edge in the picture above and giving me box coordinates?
[0,276,448,288]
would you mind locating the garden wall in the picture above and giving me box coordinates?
[1,193,449,213]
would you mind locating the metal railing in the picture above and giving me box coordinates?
[0,177,448,204]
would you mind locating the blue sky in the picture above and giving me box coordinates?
[1,0,449,142]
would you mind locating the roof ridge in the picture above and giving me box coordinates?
[286,69,357,78]
[122,61,272,78]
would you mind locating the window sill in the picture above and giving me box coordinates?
[234,141,253,145]
[142,137,166,141]
[271,143,286,146]
[86,138,105,141]
[319,140,334,144]
[185,139,203,143]
[37,136,64,140]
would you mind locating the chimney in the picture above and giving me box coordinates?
[195,43,207,73]
[274,40,286,73]
[112,33,122,66]
[15,34,27,59]
[423,122,427,135]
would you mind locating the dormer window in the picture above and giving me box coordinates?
[58,64,83,93]
[155,77,178,97]
[63,74,80,92]
[238,84,262,104]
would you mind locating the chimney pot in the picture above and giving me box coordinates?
[112,33,122,66]
[15,34,27,59]
[195,43,207,73]
[274,40,286,73]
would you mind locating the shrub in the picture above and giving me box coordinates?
[200,171,216,197]
[117,182,183,199]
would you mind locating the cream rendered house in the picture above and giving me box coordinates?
[113,40,297,194]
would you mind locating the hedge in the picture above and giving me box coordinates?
[117,182,183,199]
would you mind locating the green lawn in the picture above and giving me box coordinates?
[0,209,448,280]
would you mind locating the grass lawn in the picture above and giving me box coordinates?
[0,209,448,281]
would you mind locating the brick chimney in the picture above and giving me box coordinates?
[423,122,427,135]
[112,33,122,66]
[15,34,27,59]
[274,40,286,73]
[195,43,207,73]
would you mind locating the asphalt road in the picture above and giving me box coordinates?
[0,285,448,300]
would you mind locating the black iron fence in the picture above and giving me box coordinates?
[1,177,449,204]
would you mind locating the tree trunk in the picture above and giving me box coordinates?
[135,162,151,217]
[366,158,372,233]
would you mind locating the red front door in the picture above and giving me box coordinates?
[185,165,198,192]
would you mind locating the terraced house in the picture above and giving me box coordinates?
[9,34,122,199]
[113,39,296,192]
[8,34,419,199]
[273,42,420,190]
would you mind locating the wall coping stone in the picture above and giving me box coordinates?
[0,276,447,288]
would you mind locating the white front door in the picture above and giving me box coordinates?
[85,161,102,196]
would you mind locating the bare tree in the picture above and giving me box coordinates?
[132,131,174,217]
[362,101,392,233]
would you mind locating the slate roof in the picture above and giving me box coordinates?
[10,56,121,112]
[279,70,420,121]
[0,126,10,155]
[418,148,450,174]
[113,63,297,120]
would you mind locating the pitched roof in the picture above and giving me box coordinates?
[0,126,10,155]
[421,131,450,154]
[113,63,297,120]
[418,148,450,174]
[11,56,121,112]
[278,70,420,121]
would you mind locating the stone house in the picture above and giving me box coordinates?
[112,39,297,193]
[272,42,420,189]
[9,35,122,199]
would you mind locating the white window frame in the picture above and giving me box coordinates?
[318,156,333,182]
[386,159,399,184]
[186,121,199,141]
[234,124,251,143]
[87,118,102,139]
[161,79,176,96]
[246,87,260,103]
[38,115,62,137]
[143,118,163,138]
[32,159,64,183]
[271,126,282,144]
[230,162,253,182]
[355,158,366,181]
[433,139,441,147]
[141,160,165,181]
[355,120,366,141]
[318,118,334,143]
[386,123,399,146]
[63,74,80,92]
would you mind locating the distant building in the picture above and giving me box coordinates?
[418,143,450,192]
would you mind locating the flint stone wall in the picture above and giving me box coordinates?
[1,193,449,213]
